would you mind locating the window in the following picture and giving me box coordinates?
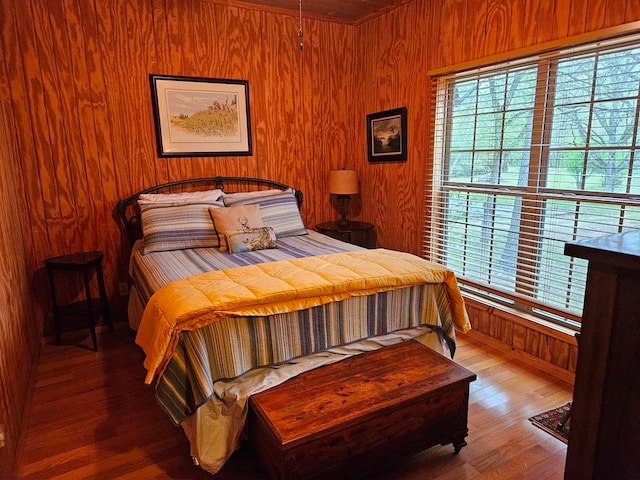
[429,34,640,329]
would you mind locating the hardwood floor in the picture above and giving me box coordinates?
[15,327,573,479]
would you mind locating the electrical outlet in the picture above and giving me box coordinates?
[0,423,5,448]
[118,282,129,296]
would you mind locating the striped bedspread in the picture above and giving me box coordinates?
[130,231,470,425]
[130,230,359,305]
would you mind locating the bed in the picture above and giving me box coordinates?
[116,176,471,476]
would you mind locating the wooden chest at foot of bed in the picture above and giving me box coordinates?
[248,340,476,480]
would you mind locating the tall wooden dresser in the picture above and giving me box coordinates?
[563,231,640,479]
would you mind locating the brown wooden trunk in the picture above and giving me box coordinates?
[249,340,476,480]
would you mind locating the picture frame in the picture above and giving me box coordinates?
[149,74,252,157]
[366,107,407,162]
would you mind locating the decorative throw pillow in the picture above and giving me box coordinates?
[226,227,277,253]
[223,188,307,238]
[208,204,264,252]
[140,200,224,253]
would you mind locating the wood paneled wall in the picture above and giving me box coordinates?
[0,2,354,473]
[356,0,640,256]
[0,41,40,477]
[2,0,639,473]
[0,0,357,335]
[354,0,640,375]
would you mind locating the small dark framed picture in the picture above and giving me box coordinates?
[149,74,252,158]
[366,107,407,162]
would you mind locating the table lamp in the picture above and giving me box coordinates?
[329,169,359,227]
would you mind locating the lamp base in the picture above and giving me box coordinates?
[337,217,350,227]
[336,195,351,228]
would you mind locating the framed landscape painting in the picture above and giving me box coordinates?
[366,107,407,162]
[149,74,252,157]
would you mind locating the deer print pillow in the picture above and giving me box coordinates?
[208,204,263,252]
[226,227,277,254]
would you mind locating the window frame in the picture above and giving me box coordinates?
[427,24,640,329]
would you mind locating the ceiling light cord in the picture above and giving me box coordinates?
[298,0,304,50]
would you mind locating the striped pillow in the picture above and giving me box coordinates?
[140,200,224,253]
[223,188,307,238]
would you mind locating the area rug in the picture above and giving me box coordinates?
[528,402,572,444]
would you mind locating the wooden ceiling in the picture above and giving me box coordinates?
[222,0,406,23]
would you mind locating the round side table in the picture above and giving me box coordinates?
[44,251,113,351]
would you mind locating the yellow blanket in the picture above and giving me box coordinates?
[136,248,471,384]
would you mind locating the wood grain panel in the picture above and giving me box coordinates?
[259,13,304,184]
[149,0,172,141]
[520,0,541,47]
[603,0,627,28]
[59,0,101,254]
[584,0,607,32]
[8,1,59,263]
[3,0,59,333]
[194,3,248,178]
[442,0,467,66]
[626,1,640,23]
[95,0,135,197]
[123,0,159,188]
[309,21,356,225]
[566,0,588,37]
[36,0,85,255]
[402,1,431,254]
[171,0,202,179]
[535,0,556,43]
[550,337,570,367]
[68,0,115,292]
[0,2,39,280]
[506,0,526,51]
[425,0,445,69]
[215,0,405,24]
[300,16,317,225]
[63,0,100,253]
[467,0,489,61]
[0,34,40,479]
[356,16,383,235]
[486,0,513,54]
[464,298,576,374]
[90,1,140,300]
[551,0,571,40]
[512,323,528,351]
[154,0,183,182]
[526,328,541,357]
[361,5,426,254]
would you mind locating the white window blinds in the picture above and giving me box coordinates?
[428,34,640,328]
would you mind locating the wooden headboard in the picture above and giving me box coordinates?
[116,176,303,246]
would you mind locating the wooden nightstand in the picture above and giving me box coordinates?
[316,221,375,248]
[44,251,113,351]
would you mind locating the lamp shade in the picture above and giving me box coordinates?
[329,169,359,195]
